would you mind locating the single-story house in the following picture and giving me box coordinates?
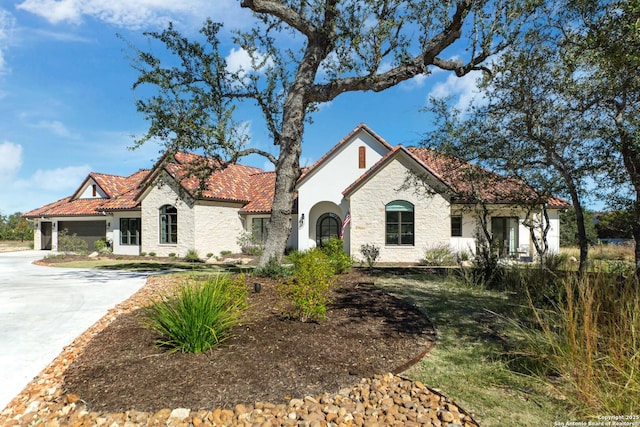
[24,124,567,262]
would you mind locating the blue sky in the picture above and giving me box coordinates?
[0,1,483,215]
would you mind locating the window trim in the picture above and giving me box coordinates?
[385,200,415,246]
[159,205,178,245]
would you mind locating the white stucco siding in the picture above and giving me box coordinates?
[140,175,195,257]
[450,210,477,255]
[193,202,244,257]
[78,179,108,199]
[546,210,561,253]
[296,130,390,251]
[348,157,451,263]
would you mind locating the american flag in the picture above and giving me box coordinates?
[340,212,351,238]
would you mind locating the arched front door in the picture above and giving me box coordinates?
[316,213,340,246]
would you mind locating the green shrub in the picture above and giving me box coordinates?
[140,251,147,257]
[168,252,176,258]
[143,275,247,353]
[220,250,232,256]
[94,239,111,254]
[256,256,293,279]
[184,248,201,262]
[237,231,263,255]
[278,249,334,322]
[360,243,380,268]
[422,243,457,266]
[58,228,89,254]
[149,252,156,257]
[320,238,352,274]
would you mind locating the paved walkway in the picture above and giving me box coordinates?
[0,251,148,410]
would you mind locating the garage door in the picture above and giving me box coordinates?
[58,221,106,252]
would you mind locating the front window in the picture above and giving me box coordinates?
[386,200,414,245]
[451,216,462,237]
[159,205,177,244]
[120,218,140,245]
[491,217,519,257]
[252,218,269,243]
[316,213,340,246]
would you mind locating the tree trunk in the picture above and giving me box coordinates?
[259,118,303,267]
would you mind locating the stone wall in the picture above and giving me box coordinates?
[348,156,451,263]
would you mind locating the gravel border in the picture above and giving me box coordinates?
[0,275,479,427]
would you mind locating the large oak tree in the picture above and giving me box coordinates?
[131,0,535,266]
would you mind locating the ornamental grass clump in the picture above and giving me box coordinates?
[143,275,247,353]
[278,248,335,322]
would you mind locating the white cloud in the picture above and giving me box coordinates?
[15,0,244,30]
[0,8,16,74]
[26,165,92,191]
[225,47,273,80]
[427,71,483,112]
[0,141,23,179]
[34,120,74,138]
[0,141,91,213]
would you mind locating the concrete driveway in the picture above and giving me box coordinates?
[0,251,148,411]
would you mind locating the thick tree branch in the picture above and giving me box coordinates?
[241,0,316,37]
[307,0,474,103]
[232,147,278,165]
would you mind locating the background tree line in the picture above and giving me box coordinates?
[0,211,33,242]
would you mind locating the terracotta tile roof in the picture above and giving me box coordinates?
[160,152,263,203]
[238,171,297,214]
[408,147,569,208]
[24,170,149,218]
[343,145,568,208]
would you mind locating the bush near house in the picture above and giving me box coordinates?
[422,243,458,266]
[58,229,89,254]
[360,243,380,268]
[320,238,352,274]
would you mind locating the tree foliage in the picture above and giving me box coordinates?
[424,0,640,275]
[560,208,598,247]
[0,212,33,242]
[130,0,537,266]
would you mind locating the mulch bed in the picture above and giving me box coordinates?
[61,270,436,413]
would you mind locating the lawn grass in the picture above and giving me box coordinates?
[375,273,569,427]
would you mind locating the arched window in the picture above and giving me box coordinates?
[385,200,414,245]
[316,213,341,246]
[159,205,177,244]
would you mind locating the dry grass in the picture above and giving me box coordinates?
[561,244,634,262]
[0,240,31,253]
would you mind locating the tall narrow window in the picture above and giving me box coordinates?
[92,184,97,197]
[120,218,141,245]
[159,205,177,244]
[385,201,414,245]
[451,216,462,237]
[358,146,366,169]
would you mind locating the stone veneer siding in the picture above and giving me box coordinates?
[193,202,244,257]
[141,174,245,258]
[348,157,451,263]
